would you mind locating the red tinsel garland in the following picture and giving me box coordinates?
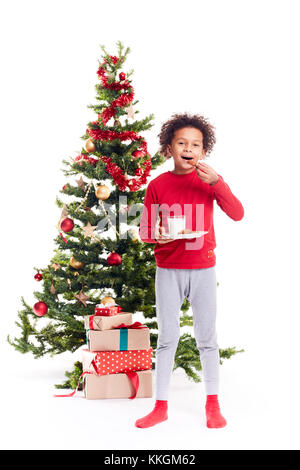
[85,55,152,192]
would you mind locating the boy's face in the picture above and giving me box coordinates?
[166,126,206,174]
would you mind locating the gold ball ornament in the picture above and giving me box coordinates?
[95,184,110,200]
[128,227,139,242]
[69,256,85,269]
[101,296,115,305]
[85,139,96,153]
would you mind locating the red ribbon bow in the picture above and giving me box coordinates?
[112,321,147,330]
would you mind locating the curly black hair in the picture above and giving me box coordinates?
[157,112,216,159]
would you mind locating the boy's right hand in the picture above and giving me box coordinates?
[155,226,176,244]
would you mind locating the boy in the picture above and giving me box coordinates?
[136,112,244,428]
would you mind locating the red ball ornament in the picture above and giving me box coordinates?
[119,72,126,81]
[60,217,74,233]
[33,301,48,317]
[34,272,43,281]
[107,251,122,266]
[132,150,145,159]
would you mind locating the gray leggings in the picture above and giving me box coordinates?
[155,266,219,399]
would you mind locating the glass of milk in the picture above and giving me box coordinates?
[167,215,186,237]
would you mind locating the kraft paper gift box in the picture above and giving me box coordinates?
[84,312,132,331]
[86,325,150,352]
[82,348,153,376]
[83,369,153,399]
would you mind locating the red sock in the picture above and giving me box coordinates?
[135,400,168,428]
[205,395,227,429]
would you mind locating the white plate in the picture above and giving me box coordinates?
[161,230,208,240]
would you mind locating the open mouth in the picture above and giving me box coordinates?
[181,156,193,160]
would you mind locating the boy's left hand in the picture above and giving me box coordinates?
[195,161,219,186]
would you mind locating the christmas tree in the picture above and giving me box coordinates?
[8,40,241,390]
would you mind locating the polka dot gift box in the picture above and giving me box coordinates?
[94,302,123,316]
[82,348,153,376]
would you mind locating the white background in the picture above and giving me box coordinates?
[1,0,300,450]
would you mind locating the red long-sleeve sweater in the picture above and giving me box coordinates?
[138,167,244,269]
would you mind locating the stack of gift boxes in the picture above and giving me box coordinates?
[82,302,153,399]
